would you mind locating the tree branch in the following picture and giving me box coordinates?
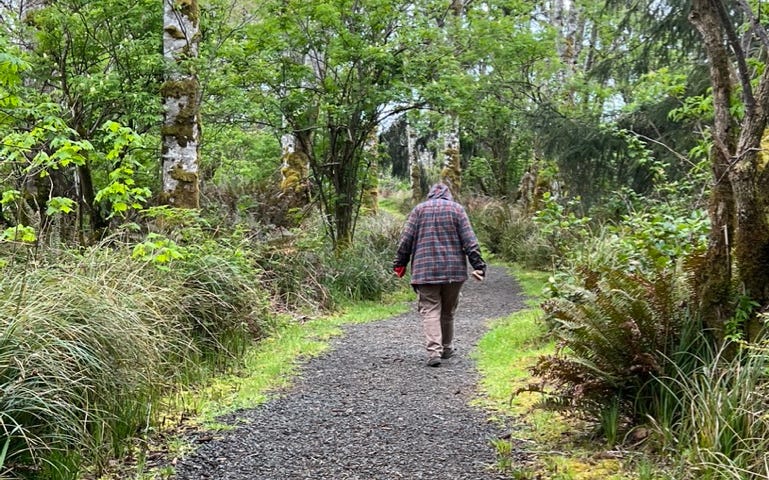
[713,0,755,115]
[735,0,769,51]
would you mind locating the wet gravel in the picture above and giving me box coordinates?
[173,265,527,480]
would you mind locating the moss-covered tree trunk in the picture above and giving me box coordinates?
[731,88,769,340]
[407,120,422,202]
[361,128,379,214]
[161,0,201,209]
[438,1,463,196]
[690,0,769,342]
[440,114,461,195]
[280,130,310,200]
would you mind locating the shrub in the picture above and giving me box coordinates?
[469,200,555,270]
[256,213,403,313]
[533,267,690,426]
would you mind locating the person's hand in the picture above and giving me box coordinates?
[471,270,485,281]
[394,266,406,278]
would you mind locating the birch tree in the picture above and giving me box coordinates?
[437,0,466,194]
[161,0,201,208]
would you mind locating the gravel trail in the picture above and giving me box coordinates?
[173,265,526,479]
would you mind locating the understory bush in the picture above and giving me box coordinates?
[257,212,402,313]
[533,268,691,422]
[470,201,555,270]
[529,196,769,476]
[531,200,710,431]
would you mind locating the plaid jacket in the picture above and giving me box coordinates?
[393,184,485,285]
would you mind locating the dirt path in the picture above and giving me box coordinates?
[173,265,526,479]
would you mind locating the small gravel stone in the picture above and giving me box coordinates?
[173,265,526,480]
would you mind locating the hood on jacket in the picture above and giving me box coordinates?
[427,183,453,201]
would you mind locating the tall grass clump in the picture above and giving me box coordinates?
[648,338,769,479]
[176,248,272,366]
[0,234,275,478]
[0,252,189,478]
[324,213,402,303]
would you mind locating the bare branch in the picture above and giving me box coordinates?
[735,0,769,51]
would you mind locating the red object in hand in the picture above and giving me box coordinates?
[394,266,406,278]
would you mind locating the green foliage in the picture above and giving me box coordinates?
[93,122,152,218]
[31,0,164,131]
[132,233,187,265]
[207,129,281,187]
[0,47,28,121]
[724,295,760,342]
[1,225,36,243]
[533,193,592,256]
[605,206,708,273]
[535,267,690,423]
[0,252,188,478]
[0,1,163,243]
[45,197,76,216]
[325,214,402,303]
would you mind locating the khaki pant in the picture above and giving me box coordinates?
[416,282,463,358]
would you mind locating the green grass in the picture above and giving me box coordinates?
[474,264,553,416]
[377,190,410,221]
[506,263,550,306]
[473,263,551,409]
[474,309,553,413]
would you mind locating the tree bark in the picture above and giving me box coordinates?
[689,0,736,341]
[732,67,769,339]
[690,0,769,342]
[161,0,201,209]
[407,120,422,202]
[440,114,462,195]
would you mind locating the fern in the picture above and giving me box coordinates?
[534,267,689,422]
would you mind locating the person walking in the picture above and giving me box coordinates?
[393,183,487,367]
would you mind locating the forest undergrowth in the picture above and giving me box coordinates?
[471,193,769,480]
[0,204,405,479]
[4,188,769,480]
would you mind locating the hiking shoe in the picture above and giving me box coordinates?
[441,348,454,359]
[426,356,442,367]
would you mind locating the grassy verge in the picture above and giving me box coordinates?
[172,290,413,423]
[474,264,650,480]
[116,289,415,479]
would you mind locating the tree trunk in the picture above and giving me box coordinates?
[689,0,735,342]
[361,128,379,214]
[161,0,201,209]
[407,120,422,202]
[440,114,462,195]
[690,0,769,342]
[280,128,310,198]
[732,75,769,339]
